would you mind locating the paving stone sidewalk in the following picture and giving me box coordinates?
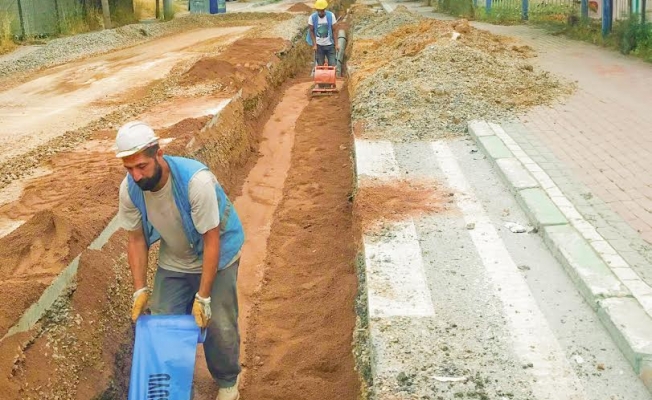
[468,120,652,392]
[383,0,652,291]
[376,1,652,390]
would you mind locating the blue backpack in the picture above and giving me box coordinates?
[306,11,334,46]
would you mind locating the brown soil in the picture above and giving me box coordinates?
[181,38,289,97]
[240,86,359,399]
[288,2,313,12]
[0,28,314,399]
[191,79,315,400]
[354,179,451,233]
[0,145,124,337]
[182,58,240,86]
[8,236,135,399]
[453,18,471,34]
[349,15,533,89]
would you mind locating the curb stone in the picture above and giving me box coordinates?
[542,224,631,308]
[468,120,652,393]
[598,298,652,380]
[517,188,568,227]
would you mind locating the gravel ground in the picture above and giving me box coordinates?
[347,6,575,142]
[0,12,293,79]
[254,14,306,40]
[351,4,423,39]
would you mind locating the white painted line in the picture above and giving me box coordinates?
[354,139,434,317]
[431,141,587,400]
[354,139,400,180]
[363,220,435,318]
[491,127,652,313]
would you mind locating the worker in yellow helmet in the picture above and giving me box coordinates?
[308,0,339,67]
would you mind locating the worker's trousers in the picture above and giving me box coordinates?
[149,260,241,388]
[316,44,337,67]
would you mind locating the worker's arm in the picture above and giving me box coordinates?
[308,15,317,51]
[333,22,339,51]
[118,178,151,322]
[127,228,150,323]
[188,170,223,328]
[198,227,220,298]
[127,228,149,291]
[310,28,317,51]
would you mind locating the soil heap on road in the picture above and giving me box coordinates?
[347,5,575,142]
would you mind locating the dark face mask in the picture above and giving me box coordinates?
[135,159,163,191]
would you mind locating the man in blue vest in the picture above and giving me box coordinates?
[115,121,244,400]
[308,0,339,67]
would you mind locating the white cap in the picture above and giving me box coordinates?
[114,121,159,158]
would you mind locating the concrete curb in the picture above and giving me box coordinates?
[468,120,652,393]
[1,216,121,341]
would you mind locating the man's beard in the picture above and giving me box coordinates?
[136,160,163,191]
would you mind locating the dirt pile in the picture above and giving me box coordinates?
[182,59,239,86]
[453,18,471,33]
[241,85,360,400]
[181,37,289,96]
[0,143,124,337]
[0,12,295,82]
[288,2,312,12]
[5,239,136,399]
[351,5,423,39]
[347,6,573,141]
[354,179,449,232]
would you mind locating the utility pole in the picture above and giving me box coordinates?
[101,0,112,29]
[643,0,647,24]
[16,0,26,39]
[602,0,613,36]
[164,0,174,20]
[54,0,61,33]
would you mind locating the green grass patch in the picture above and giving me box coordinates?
[0,11,17,55]
[436,0,652,63]
[436,0,476,18]
[544,15,652,61]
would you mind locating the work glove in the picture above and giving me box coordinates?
[131,287,150,322]
[192,293,212,328]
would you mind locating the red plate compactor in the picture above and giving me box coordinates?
[312,63,338,97]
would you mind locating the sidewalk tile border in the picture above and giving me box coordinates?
[468,119,652,393]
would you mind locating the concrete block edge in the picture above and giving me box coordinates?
[468,120,652,395]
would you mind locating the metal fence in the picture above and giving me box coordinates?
[0,0,133,37]
[474,0,643,21]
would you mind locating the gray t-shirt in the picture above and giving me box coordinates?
[308,13,337,46]
[118,170,221,274]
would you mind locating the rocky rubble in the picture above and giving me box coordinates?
[347,6,575,141]
[254,14,307,40]
[351,4,424,39]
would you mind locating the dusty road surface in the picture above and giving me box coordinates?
[0,26,250,165]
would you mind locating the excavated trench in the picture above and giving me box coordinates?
[0,4,360,400]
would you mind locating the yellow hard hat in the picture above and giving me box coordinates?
[314,0,328,10]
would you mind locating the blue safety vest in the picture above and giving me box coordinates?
[127,155,245,270]
[306,11,334,46]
